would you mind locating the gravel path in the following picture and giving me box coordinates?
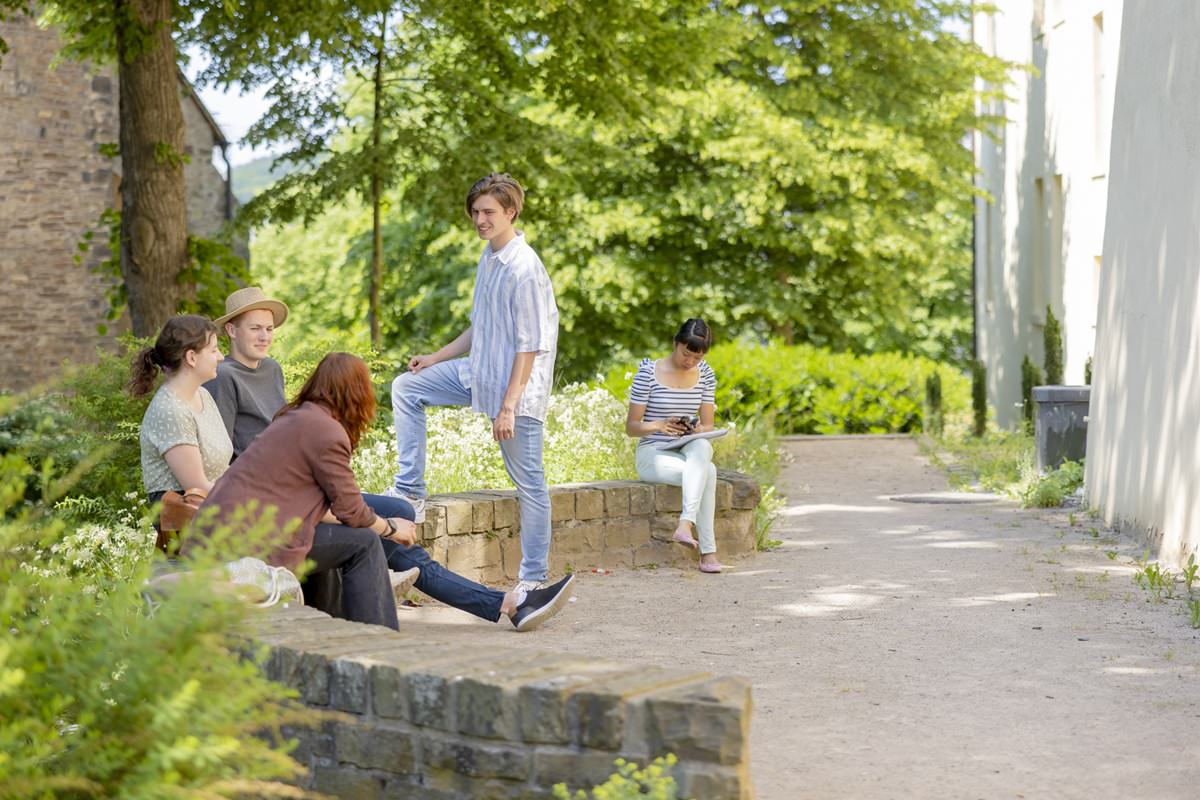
[395,436,1200,799]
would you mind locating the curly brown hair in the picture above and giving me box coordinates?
[280,352,376,450]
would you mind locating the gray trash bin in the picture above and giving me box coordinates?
[1032,385,1090,471]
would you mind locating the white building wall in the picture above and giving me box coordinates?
[1087,0,1200,565]
[973,0,1122,428]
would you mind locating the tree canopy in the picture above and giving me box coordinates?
[252,0,1009,379]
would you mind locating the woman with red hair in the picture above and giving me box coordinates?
[192,352,574,632]
[192,352,408,628]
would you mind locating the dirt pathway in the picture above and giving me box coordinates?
[396,436,1200,799]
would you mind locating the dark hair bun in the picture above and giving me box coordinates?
[673,318,713,353]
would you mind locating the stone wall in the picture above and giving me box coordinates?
[180,89,231,241]
[411,471,761,584]
[0,14,243,392]
[253,604,754,799]
[0,15,122,392]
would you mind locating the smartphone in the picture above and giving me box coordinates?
[675,415,700,432]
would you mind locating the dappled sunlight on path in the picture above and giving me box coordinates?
[386,436,1200,799]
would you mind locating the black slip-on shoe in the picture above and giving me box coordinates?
[510,574,575,632]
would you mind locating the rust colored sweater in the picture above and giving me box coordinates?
[192,401,378,570]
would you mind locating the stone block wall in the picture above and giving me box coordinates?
[0,15,122,392]
[253,604,754,799]
[0,13,244,392]
[410,471,761,584]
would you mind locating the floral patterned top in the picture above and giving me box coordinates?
[139,385,233,494]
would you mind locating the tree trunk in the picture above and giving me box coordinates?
[116,0,188,336]
[367,11,387,349]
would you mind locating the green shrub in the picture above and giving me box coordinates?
[924,371,943,437]
[1044,305,1063,385]
[0,408,316,797]
[931,429,1033,493]
[971,360,987,437]
[554,755,684,800]
[1019,458,1084,508]
[1020,355,1043,426]
[353,383,637,495]
[606,341,969,436]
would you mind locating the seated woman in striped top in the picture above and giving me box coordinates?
[625,319,723,573]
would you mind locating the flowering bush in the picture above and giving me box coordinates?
[21,493,159,594]
[354,383,636,494]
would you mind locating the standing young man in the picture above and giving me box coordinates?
[387,173,559,593]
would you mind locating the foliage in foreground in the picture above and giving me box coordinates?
[554,755,683,800]
[0,405,314,797]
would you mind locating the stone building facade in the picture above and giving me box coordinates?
[0,13,237,393]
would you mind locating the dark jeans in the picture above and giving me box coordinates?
[304,523,399,630]
[362,493,505,623]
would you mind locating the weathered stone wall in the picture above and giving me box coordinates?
[180,90,230,241]
[253,604,754,799]
[412,471,761,584]
[0,16,122,392]
[0,14,242,392]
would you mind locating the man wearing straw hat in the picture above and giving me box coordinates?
[204,286,290,458]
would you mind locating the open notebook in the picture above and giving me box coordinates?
[656,428,728,451]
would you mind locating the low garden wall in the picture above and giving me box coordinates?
[412,470,762,584]
[254,604,754,799]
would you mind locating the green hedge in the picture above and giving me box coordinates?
[604,340,969,435]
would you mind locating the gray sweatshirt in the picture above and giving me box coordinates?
[203,356,286,457]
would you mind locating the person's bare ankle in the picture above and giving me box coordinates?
[500,591,518,617]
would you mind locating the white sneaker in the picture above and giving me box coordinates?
[512,579,543,596]
[381,486,426,523]
[389,567,420,601]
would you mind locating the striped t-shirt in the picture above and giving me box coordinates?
[628,358,717,447]
[468,232,558,422]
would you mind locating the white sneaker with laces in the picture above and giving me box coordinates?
[389,566,421,601]
[512,579,543,596]
[381,485,426,523]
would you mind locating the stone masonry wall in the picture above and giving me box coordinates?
[411,470,762,585]
[180,91,230,241]
[0,14,242,392]
[253,603,754,799]
[0,15,122,392]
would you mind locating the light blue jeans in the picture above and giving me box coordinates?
[391,358,552,582]
[636,438,718,554]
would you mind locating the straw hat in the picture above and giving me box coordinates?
[213,287,289,328]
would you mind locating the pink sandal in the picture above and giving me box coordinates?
[698,561,724,574]
[671,530,699,549]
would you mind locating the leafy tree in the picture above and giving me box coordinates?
[251,1,1011,379]
[211,0,743,348]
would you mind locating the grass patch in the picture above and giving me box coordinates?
[926,429,1084,509]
